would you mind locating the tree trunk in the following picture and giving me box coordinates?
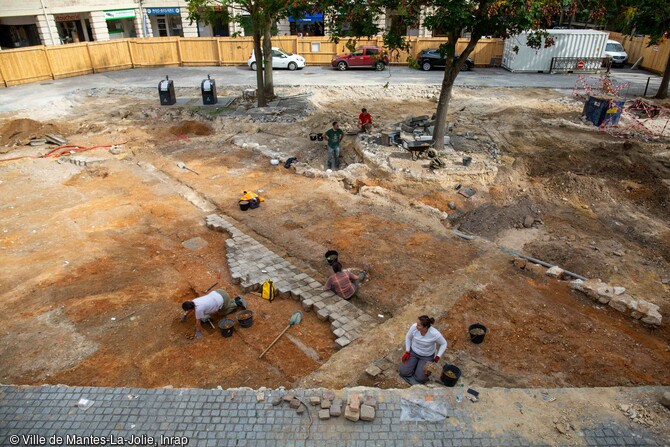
[262,13,275,100]
[252,16,266,107]
[655,52,669,99]
[432,32,480,150]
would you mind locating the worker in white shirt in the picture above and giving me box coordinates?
[181,289,246,339]
[399,315,447,384]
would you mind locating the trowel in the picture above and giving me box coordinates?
[177,161,199,175]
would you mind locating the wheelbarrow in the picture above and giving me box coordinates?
[402,140,434,161]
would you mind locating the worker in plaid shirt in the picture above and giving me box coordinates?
[324,261,368,300]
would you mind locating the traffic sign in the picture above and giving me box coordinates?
[576,60,585,69]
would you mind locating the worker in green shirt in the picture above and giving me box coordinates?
[324,121,344,170]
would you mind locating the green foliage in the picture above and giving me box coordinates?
[406,55,420,69]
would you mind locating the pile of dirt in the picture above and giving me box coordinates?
[169,120,214,137]
[453,196,540,239]
[0,118,62,149]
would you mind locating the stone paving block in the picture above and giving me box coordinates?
[347,395,361,413]
[318,409,331,420]
[329,405,342,417]
[360,405,375,421]
[365,365,382,378]
[301,299,314,312]
[321,399,331,409]
[309,396,321,406]
[329,313,341,323]
[362,396,377,408]
[333,328,346,338]
[347,330,360,341]
[317,309,331,321]
[335,337,350,349]
[344,406,360,422]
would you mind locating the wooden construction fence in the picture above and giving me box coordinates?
[0,36,504,88]
[608,32,669,75]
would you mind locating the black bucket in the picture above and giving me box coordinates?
[317,133,324,141]
[249,198,260,209]
[440,364,461,387]
[239,200,250,211]
[237,310,254,328]
[218,319,235,337]
[468,323,487,344]
[463,157,472,167]
[309,133,317,141]
[325,250,339,265]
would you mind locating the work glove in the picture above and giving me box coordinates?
[401,352,410,363]
[434,356,440,363]
[195,330,202,339]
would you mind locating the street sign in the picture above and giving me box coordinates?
[576,60,585,69]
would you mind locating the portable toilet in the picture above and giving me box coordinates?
[158,76,176,105]
[201,75,217,105]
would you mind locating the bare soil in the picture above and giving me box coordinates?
[1,84,669,391]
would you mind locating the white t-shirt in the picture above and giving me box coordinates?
[405,323,447,357]
[193,290,224,320]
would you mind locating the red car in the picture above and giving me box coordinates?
[331,46,389,71]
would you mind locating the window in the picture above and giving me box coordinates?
[606,43,624,52]
[352,50,363,56]
[366,48,379,55]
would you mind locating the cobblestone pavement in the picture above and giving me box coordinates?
[1,385,667,447]
[206,214,376,349]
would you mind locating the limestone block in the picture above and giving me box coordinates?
[641,309,662,326]
[546,266,565,279]
[609,294,635,313]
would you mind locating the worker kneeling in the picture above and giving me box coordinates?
[181,290,246,339]
[399,315,447,384]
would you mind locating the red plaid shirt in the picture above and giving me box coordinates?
[325,271,357,299]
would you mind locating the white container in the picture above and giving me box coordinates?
[502,29,609,73]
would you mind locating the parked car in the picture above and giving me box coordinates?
[418,48,474,71]
[604,40,628,68]
[248,47,306,71]
[331,46,389,71]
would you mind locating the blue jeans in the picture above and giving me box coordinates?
[327,144,340,169]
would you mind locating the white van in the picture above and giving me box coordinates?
[604,40,628,67]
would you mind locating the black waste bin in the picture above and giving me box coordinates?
[201,75,217,105]
[158,76,176,106]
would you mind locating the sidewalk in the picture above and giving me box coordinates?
[1,385,667,446]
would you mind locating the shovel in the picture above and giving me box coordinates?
[177,161,199,175]
[259,311,303,359]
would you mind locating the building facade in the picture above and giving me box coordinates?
[0,0,198,49]
[0,0,433,50]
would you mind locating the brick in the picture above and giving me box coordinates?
[333,328,346,338]
[289,399,301,409]
[331,320,343,331]
[301,299,314,312]
[360,405,375,421]
[320,399,331,409]
[282,394,294,402]
[329,405,342,417]
[318,409,330,420]
[290,289,303,301]
[309,396,321,406]
[344,406,360,422]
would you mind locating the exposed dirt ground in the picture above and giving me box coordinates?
[1,84,669,391]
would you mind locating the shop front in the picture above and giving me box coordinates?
[288,13,324,36]
[0,16,41,49]
[55,13,93,44]
[104,9,137,39]
[146,7,184,37]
